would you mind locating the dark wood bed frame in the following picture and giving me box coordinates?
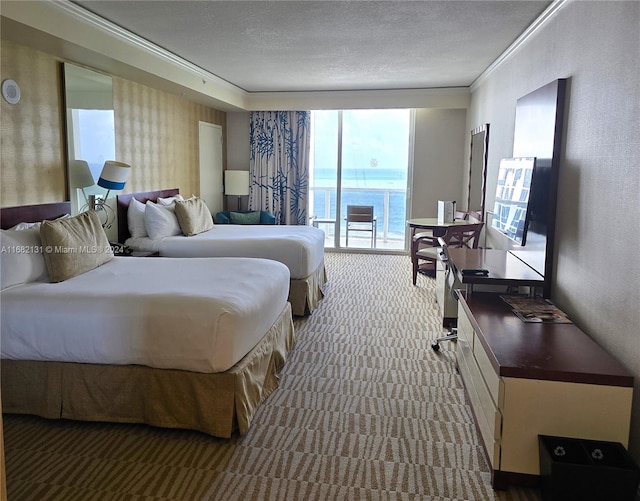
[116,188,179,243]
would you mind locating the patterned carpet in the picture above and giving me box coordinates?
[3,252,542,500]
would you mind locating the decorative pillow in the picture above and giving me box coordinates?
[39,211,113,283]
[127,197,148,238]
[174,198,214,236]
[144,201,182,239]
[229,211,261,225]
[1,227,49,289]
[157,194,184,206]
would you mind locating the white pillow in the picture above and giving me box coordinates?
[127,197,148,238]
[144,201,182,239]
[157,194,184,206]
[9,214,70,231]
[1,227,48,289]
[11,221,40,230]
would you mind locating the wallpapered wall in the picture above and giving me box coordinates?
[114,78,225,196]
[0,40,226,208]
[0,41,66,206]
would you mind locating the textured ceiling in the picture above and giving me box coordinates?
[73,0,552,93]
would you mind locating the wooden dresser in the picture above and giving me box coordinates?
[455,292,634,489]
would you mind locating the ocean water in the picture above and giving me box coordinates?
[311,168,407,238]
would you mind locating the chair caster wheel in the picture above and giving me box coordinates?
[431,341,440,352]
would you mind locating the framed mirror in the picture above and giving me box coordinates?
[467,123,490,221]
[63,63,115,217]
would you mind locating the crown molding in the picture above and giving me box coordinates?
[1,0,247,110]
[49,1,242,94]
[470,0,569,92]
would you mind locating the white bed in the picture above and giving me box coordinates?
[117,189,327,315]
[0,202,296,438]
[125,224,323,280]
[1,256,290,373]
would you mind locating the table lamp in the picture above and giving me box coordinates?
[224,170,250,210]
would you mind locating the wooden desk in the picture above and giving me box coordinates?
[447,248,544,293]
[406,217,471,238]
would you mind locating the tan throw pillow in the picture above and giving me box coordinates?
[40,211,113,282]
[174,198,214,236]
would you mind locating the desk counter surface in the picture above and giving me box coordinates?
[447,248,544,287]
[407,218,472,230]
[457,292,634,388]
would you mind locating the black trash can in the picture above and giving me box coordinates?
[539,435,640,501]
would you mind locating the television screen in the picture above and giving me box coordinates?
[491,157,536,245]
[510,157,551,276]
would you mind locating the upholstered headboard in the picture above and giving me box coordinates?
[1,202,71,230]
[116,188,180,243]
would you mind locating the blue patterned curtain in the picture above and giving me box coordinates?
[249,111,310,225]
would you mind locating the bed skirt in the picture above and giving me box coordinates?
[0,302,295,438]
[289,260,327,316]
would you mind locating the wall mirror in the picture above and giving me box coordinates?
[467,123,490,221]
[63,63,115,219]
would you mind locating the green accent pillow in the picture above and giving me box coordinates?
[229,211,261,225]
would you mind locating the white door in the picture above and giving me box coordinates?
[199,122,223,214]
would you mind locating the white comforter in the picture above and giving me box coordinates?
[125,224,325,279]
[1,257,290,373]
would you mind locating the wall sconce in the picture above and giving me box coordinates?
[70,159,97,207]
[224,170,250,210]
[88,161,131,228]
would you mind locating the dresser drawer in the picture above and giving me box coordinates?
[456,340,501,468]
[473,336,503,408]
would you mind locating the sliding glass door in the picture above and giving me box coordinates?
[309,109,412,250]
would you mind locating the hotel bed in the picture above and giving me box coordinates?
[0,202,295,438]
[116,189,326,316]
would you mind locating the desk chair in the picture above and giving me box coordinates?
[428,223,484,351]
[411,230,439,284]
[411,212,473,284]
[345,205,377,248]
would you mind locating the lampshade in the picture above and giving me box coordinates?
[224,170,250,196]
[70,160,96,189]
[97,161,131,191]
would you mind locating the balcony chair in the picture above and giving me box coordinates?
[344,205,377,248]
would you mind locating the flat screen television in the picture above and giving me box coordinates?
[503,79,566,298]
[491,157,536,245]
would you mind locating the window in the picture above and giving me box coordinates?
[309,109,413,250]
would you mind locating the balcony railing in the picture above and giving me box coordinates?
[309,186,407,249]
